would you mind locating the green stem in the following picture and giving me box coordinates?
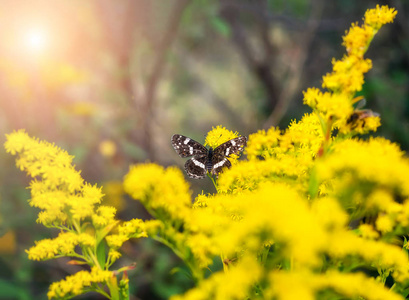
[152,235,203,283]
[87,247,101,268]
[92,286,112,299]
[107,278,120,300]
[318,117,334,158]
[207,173,219,193]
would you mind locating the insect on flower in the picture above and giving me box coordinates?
[347,98,380,129]
[171,134,247,179]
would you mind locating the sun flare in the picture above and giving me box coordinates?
[24,28,48,54]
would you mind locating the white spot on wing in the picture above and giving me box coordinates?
[184,138,190,144]
[225,148,230,156]
[231,140,236,146]
[192,158,206,169]
[189,146,193,155]
[213,158,227,169]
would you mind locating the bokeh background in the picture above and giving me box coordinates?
[0,0,408,299]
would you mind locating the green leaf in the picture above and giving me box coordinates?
[210,17,230,37]
[0,278,29,299]
[96,241,106,268]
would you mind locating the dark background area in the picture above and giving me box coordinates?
[0,1,408,299]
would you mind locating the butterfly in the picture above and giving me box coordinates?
[171,134,247,179]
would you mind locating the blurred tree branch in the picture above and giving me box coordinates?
[220,0,280,115]
[140,0,191,160]
[264,0,324,128]
[219,0,324,128]
[99,0,191,161]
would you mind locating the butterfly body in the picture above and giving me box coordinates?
[171,134,247,179]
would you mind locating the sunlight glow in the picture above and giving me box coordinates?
[24,28,48,54]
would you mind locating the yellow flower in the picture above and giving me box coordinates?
[106,218,147,250]
[219,113,320,194]
[302,5,396,140]
[364,5,397,30]
[92,205,117,227]
[376,214,395,233]
[4,130,83,192]
[47,267,112,299]
[185,233,219,268]
[171,256,262,300]
[204,125,244,165]
[124,163,192,221]
[265,270,404,300]
[6,130,148,299]
[245,127,280,160]
[26,232,95,261]
[204,125,240,149]
[99,139,117,158]
[215,183,328,267]
[108,249,122,262]
[343,24,374,56]
[311,197,348,230]
[317,138,409,204]
[358,224,380,239]
[327,231,409,282]
[322,57,372,94]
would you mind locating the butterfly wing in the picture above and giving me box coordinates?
[171,134,208,158]
[213,136,247,158]
[211,136,247,176]
[211,154,231,176]
[185,156,208,179]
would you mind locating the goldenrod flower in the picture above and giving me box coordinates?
[204,125,244,165]
[215,183,328,267]
[364,5,397,29]
[219,113,320,194]
[124,163,191,221]
[92,205,117,228]
[106,219,147,251]
[302,6,396,141]
[265,270,404,300]
[47,267,113,299]
[358,224,380,240]
[26,232,95,261]
[5,130,147,299]
[4,130,83,193]
[6,5,406,300]
[245,127,280,160]
[171,256,262,300]
[204,125,240,149]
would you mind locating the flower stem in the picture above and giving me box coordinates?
[207,173,219,193]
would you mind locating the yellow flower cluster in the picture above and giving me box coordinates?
[364,4,397,29]
[124,163,221,279]
[171,256,262,300]
[154,5,407,300]
[315,138,409,236]
[123,163,192,221]
[47,266,113,299]
[4,129,83,193]
[218,113,321,194]
[27,232,95,261]
[106,219,147,251]
[205,125,242,165]
[6,5,406,300]
[172,181,409,299]
[303,5,396,139]
[5,130,147,299]
[266,270,403,300]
